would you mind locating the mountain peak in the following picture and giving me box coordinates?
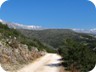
[0,19,43,30]
[72,29,96,34]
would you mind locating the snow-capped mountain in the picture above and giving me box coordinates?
[72,29,96,34]
[0,19,42,30]
[0,19,96,33]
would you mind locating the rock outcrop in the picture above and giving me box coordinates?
[0,36,45,71]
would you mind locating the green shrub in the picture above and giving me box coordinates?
[58,39,96,72]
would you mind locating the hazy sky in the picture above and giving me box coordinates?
[0,0,96,29]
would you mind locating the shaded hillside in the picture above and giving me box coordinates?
[19,29,77,48]
[18,29,96,49]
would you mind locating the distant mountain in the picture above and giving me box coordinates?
[0,19,42,30]
[1,19,96,34]
[72,29,96,34]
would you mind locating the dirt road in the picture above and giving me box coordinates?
[17,53,62,72]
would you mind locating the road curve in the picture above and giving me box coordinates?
[17,53,62,72]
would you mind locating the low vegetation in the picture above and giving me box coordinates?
[58,39,96,72]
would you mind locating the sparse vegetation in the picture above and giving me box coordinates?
[0,23,54,52]
[0,22,53,71]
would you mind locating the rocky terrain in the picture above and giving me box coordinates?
[0,36,45,71]
[0,23,46,71]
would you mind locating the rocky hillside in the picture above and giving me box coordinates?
[0,37,44,71]
[0,23,47,71]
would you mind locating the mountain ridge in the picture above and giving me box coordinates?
[1,19,96,34]
[0,19,42,30]
[72,29,96,34]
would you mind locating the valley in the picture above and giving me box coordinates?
[0,22,96,72]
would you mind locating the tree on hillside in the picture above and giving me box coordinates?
[58,39,96,72]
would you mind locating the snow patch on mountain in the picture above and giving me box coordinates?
[72,29,96,34]
[0,19,42,30]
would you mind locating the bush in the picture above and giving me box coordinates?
[58,39,96,72]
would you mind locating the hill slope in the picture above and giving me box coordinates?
[19,29,96,49]
[0,23,53,71]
